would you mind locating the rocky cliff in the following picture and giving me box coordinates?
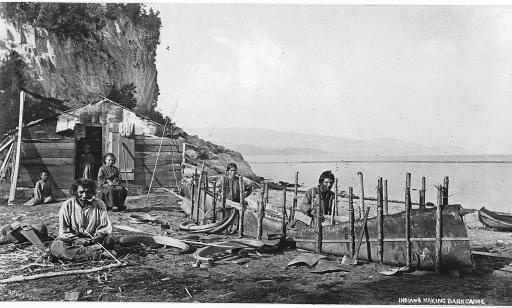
[0,8,158,108]
[0,3,259,182]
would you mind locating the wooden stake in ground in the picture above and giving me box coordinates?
[357,172,364,219]
[419,176,426,209]
[377,177,384,263]
[282,187,287,238]
[353,206,371,261]
[238,177,245,238]
[8,90,24,204]
[220,175,226,220]
[264,181,269,205]
[443,176,449,206]
[331,178,338,225]
[190,171,196,221]
[290,171,299,222]
[435,184,443,273]
[405,173,412,267]
[348,187,355,257]
[203,175,208,217]
[196,163,205,222]
[212,182,217,223]
[314,194,323,254]
[383,179,389,215]
[335,177,339,216]
[257,183,266,240]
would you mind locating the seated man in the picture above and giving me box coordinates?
[49,178,114,262]
[24,170,55,206]
[299,171,336,224]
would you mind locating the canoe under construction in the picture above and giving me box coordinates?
[478,207,512,231]
[175,180,472,271]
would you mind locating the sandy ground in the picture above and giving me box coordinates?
[1,187,512,304]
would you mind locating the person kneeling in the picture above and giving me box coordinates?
[49,178,115,262]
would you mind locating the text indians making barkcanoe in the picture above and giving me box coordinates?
[177,164,473,272]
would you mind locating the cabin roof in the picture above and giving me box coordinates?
[7,98,171,135]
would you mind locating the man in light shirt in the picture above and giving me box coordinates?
[49,178,114,261]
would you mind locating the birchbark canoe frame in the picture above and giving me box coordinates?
[174,177,473,271]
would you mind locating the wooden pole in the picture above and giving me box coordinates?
[238,177,245,238]
[212,182,217,223]
[264,181,269,205]
[405,173,411,267]
[220,175,226,220]
[335,178,339,216]
[348,187,355,257]
[383,179,388,215]
[181,143,186,165]
[353,206,371,260]
[148,118,169,194]
[443,176,449,206]
[419,176,426,209]
[0,143,14,178]
[357,172,364,219]
[435,184,443,273]
[196,163,205,222]
[314,193,322,254]
[203,175,208,217]
[121,143,128,186]
[257,182,266,240]
[290,171,299,222]
[8,90,24,204]
[190,171,196,221]
[377,177,384,263]
[0,138,13,154]
[282,187,287,237]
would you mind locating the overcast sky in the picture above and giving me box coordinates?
[150,4,512,154]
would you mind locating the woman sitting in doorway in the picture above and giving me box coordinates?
[97,153,127,211]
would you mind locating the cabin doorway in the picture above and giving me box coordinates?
[75,125,103,180]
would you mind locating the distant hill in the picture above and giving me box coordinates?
[183,127,471,156]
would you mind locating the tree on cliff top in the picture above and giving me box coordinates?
[0,51,63,137]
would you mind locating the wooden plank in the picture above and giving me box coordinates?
[134,165,182,173]
[19,165,75,176]
[134,171,182,181]
[120,137,135,173]
[134,138,185,146]
[20,149,75,159]
[471,251,512,259]
[18,172,73,189]
[20,158,74,165]
[135,152,182,160]
[134,144,181,152]
[21,142,75,150]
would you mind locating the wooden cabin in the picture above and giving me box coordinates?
[8,99,183,198]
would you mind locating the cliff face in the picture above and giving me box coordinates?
[0,14,157,108]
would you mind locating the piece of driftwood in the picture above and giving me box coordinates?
[0,262,127,284]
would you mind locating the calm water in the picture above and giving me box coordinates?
[245,154,512,212]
